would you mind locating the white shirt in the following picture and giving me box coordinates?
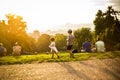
[67,34,74,45]
[13,45,22,54]
[95,40,105,52]
[49,41,58,53]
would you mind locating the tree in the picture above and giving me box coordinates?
[55,33,67,51]
[74,28,93,49]
[6,14,26,34]
[0,14,36,54]
[94,6,120,50]
[94,10,105,35]
[37,34,51,52]
[0,20,10,54]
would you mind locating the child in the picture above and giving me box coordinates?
[49,38,60,59]
[13,42,22,56]
[95,38,105,52]
[66,29,75,58]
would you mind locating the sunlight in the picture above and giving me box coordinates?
[0,0,118,33]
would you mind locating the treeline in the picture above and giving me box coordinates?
[0,14,94,55]
[94,6,120,51]
[0,6,120,55]
[0,14,35,55]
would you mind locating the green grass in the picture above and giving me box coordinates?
[0,51,120,65]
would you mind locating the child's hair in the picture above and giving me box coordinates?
[68,29,72,33]
[50,37,55,41]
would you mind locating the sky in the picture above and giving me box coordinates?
[0,0,120,33]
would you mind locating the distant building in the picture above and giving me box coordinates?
[28,30,40,40]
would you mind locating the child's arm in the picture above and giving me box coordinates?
[49,42,55,48]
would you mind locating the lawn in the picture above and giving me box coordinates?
[0,51,120,65]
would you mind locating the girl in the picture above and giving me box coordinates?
[49,38,60,59]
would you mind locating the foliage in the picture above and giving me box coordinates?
[36,34,51,52]
[94,10,106,35]
[94,6,120,51]
[0,51,120,65]
[0,14,36,54]
[74,28,93,49]
[55,33,67,51]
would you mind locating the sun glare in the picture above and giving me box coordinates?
[0,0,117,33]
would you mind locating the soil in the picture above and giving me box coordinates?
[0,58,120,80]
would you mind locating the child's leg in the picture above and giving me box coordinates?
[52,53,54,59]
[55,52,60,58]
[69,50,74,58]
[67,45,74,58]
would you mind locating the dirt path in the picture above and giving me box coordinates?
[0,58,120,80]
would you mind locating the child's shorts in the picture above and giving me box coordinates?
[67,45,73,50]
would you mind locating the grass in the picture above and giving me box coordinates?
[0,51,120,65]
